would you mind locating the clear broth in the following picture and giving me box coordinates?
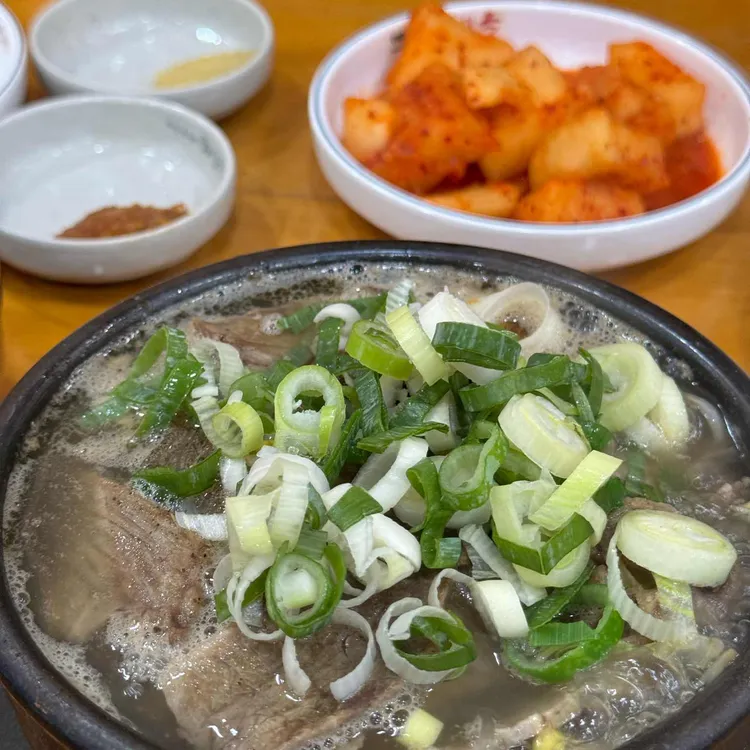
[3,263,750,750]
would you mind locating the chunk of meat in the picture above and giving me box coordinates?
[513,179,645,222]
[428,181,523,217]
[342,98,397,162]
[164,577,435,750]
[387,3,513,90]
[373,63,496,194]
[528,107,668,193]
[187,304,305,371]
[609,41,705,138]
[27,467,213,643]
[505,46,568,106]
[479,101,547,181]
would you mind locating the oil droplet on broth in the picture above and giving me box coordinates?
[152,51,255,89]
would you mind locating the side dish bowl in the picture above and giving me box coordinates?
[0,95,236,284]
[0,241,749,750]
[308,1,750,271]
[0,3,27,117]
[29,0,274,120]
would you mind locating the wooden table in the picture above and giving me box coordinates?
[2,0,749,748]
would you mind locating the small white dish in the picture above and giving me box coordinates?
[308,0,750,272]
[29,0,274,120]
[0,3,27,117]
[0,95,236,284]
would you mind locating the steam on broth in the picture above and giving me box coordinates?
[3,263,749,750]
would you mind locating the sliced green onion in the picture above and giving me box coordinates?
[459,525,546,605]
[277,303,327,334]
[274,365,345,458]
[353,368,388,436]
[134,450,220,497]
[319,409,363,482]
[494,514,593,575]
[528,621,596,647]
[265,545,344,638]
[377,600,459,684]
[314,303,361,346]
[360,437,430,513]
[571,583,610,609]
[295,525,328,559]
[529,451,622,531]
[209,401,264,458]
[385,279,415,314]
[579,349,604,416]
[266,360,297,391]
[473,578,530,638]
[227,492,276,557]
[136,357,204,436]
[449,371,472,437]
[357,422,448,453]
[269,461,311,549]
[440,426,507,511]
[132,326,189,379]
[305,484,328,530]
[389,380,451,428]
[466,417,495,444]
[329,353,362,376]
[315,317,344,371]
[499,393,590,478]
[192,339,245,399]
[515,540,591,589]
[263,341,314,392]
[460,356,586,411]
[617,510,737,587]
[432,322,520,370]
[407,458,461,569]
[525,562,595,629]
[386,305,449,385]
[327,486,382,531]
[496,447,543,483]
[594,477,626,513]
[504,604,624,683]
[649,376,690,447]
[346,319,413,379]
[623,446,664,503]
[537,387,577,416]
[570,380,612,451]
[654,573,696,630]
[317,405,339,455]
[395,613,477,672]
[423,393,459,454]
[214,571,266,622]
[228,372,274,413]
[591,343,664,432]
[490,472,556,546]
[606,532,692,642]
[418,291,505,385]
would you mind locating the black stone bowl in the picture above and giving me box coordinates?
[1,241,749,750]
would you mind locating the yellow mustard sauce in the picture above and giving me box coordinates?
[153,51,254,89]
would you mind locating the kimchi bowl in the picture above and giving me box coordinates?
[308,0,750,271]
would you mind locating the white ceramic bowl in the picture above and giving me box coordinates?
[0,3,27,117]
[29,0,274,120]
[309,0,750,272]
[0,96,236,284]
